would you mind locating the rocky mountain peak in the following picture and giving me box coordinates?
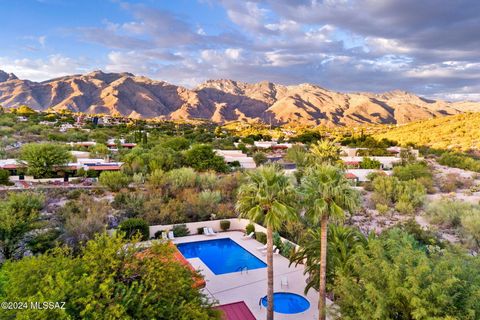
[0,70,18,82]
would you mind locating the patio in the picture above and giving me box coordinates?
[173,231,326,320]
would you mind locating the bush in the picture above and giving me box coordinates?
[376,203,389,215]
[99,171,131,192]
[245,223,255,235]
[360,157,381,169]
[220,220,231,231]
[273,232,283,250]
[255,232,267,244]
[118,218,149,240]
[197,227,205,235]
[154,230,165,239]
[281,241,294,258]
[172,224,190,237]
[0,169,12,185]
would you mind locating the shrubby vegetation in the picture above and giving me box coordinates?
[0,234,221,319]
[371,175,426,214]
[20,143,71,178]
[333,229,480,319]
[438,152,480,172]
[426,199,480,249]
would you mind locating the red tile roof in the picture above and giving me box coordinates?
[87,165,121,171]
[345,173,358,179]
[215,301,256,320]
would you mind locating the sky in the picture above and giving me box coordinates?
[0,0,479,101]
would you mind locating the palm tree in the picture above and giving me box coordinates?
[309,140,341,165]
[300,165,360,320]
[236,165,297,320]
[290,224,367,293]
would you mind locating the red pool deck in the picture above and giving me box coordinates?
[215,301,256,320]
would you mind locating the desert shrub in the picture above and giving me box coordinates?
[360,157,381,169]
[112,191,146,218]
[273,232,283,250]
[163,167,197,191]
[27,229,61,254]
[393,163,431,181]
[461,212,480,249]
[438,152,480,172]
[376,203,389,215]
[172,224,190,237]
[220,220,231,231]
[198,171,218,190]
[255,232,267,244]
[118,218,149,240]
[372,175,426,214]
[99,171,131,191]
[425,199,470,228]
[281,241,294,258]
[245,223,255,235]
[60,195,111,248]
[66,189,83,200]
[147,169,165,188]
[0,169,12,185]
[397,219,444,249]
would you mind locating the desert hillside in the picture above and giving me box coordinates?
[375,113,480,151]
[1,70,479,125]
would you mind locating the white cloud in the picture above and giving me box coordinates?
[0,54,89,81]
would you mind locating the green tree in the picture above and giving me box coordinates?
[99,171,131,191]
[236,165,297,320]
[0,169,10,185]
[334,229,480,319]
[15,105,36,116]
[285,145,310,183]
[359,157,381,169]
[183,144,229,173]
[309,140,340,165]
[20,143,71,178]
[89,143,110,159]
[0,234,221,319]
[290,224,367,293]
[300,165,360,320]
[0,192,44,260]
[253,152,268,166]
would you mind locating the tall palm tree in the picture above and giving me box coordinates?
[290,224,367,293]
[300,165,360,320]
[236,165,297,320]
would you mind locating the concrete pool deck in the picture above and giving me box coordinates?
[173,231,328,320]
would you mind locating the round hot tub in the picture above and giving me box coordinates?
[261,292,310,314]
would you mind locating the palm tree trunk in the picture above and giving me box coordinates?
[266,226,274,320]
[319,215,328,320]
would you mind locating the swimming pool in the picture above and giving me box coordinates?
[261,292,310,314]
[176,238,267,275]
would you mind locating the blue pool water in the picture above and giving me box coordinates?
[261,292,310,314]
[176,238,267,275]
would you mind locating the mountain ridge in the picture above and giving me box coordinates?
[1,70,479,126]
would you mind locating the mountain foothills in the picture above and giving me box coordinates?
[1,70,479,126]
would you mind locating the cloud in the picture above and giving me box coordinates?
[4,0,480,101]
[0,55,90,81]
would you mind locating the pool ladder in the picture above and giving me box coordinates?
[236,266,248,274]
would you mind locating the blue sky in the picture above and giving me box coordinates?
[1,0,479,101]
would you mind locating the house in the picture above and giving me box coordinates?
[0,159,26,175]
[346,169,391,183]
[341,156,401,170]
[215,150,256,169]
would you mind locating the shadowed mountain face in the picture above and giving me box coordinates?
[1,70,479,125]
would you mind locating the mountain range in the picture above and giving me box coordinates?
[1,69,479,126]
